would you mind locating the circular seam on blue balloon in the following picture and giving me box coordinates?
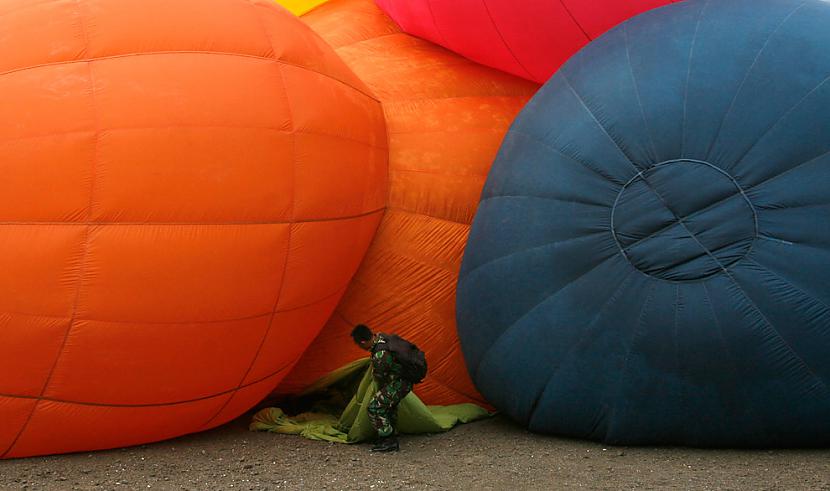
[610,159,759,282]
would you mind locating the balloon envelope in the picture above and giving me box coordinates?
[0,0,385,458]
[376,0,679,83]
[458,0,830,446]
[275,0,538,406]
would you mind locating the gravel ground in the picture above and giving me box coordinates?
[2,413,829,490]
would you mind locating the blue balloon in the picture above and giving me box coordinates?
[457,0,830,446]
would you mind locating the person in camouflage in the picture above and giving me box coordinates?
[352,324,413,452]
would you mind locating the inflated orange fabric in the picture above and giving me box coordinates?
[0,0,385,458]
[276,0,538,405]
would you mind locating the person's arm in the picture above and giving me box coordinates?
[371,348,395,379]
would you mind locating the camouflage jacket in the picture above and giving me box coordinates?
[370,334,405,384]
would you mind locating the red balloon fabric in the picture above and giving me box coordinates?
[375,0,680,83]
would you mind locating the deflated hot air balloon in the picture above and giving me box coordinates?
[458,0,830,447]
[275,0,538,406]
[376,0,679,83]
[0,0,385,458]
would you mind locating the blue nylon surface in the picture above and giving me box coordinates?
[457,0,830,446]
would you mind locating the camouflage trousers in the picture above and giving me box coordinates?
[367,378,413,438]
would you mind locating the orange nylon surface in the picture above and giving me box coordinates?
[276,0,539,406]
[0,0,386,458]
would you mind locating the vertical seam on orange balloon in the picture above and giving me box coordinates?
[246,0,276,59]
[195,0,281,427]
[526,272,637,429]
[480,0,534,80]
[703,2,807,162]
[623,23,659,165]
[680,0,708,160]
[601,280,657,439]
[198,360,301,432]
[199,29,298,427]
[198,355,304,432]
[245,0,382,102]
[700,280,767,442]
[1,1,98,459]
[561,73,643,174]
[556,0,591,42]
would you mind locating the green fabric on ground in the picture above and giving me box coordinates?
[250,358,491,443]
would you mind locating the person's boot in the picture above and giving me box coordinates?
[370,436,399,452]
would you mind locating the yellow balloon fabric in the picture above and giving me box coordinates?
[273,0,329,15]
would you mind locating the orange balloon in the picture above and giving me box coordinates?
[0,0,385,458]
[276,0,538,406]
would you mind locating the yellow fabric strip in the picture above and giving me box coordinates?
[272,0,330,16]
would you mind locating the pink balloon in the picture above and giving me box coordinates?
[376,0,680,83]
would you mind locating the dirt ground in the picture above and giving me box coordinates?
[1,413,829,490]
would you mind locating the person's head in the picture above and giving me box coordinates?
[351,324,374,351]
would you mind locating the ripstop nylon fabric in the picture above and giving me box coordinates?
[274,0,538,407]
[374,0,680,83]
[457,0,830,446]
[0,0,385,458]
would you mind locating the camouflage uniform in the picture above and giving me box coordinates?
[367,334,413,438]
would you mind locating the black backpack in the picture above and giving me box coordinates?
[378,334,428,384]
